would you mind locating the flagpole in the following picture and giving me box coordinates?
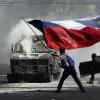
[22,18,40,40]
[22,18,51,52]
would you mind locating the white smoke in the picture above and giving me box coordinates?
[7,19,43,55]
[21,37,33,57]
[8,19,34,44]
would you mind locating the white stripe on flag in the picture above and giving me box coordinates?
[52,20,86,30]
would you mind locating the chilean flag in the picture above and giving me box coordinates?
[28,16,100,49]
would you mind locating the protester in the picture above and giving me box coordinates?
[87,53,100,84]
[55,47,86,93]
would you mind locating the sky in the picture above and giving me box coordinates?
[0,0,100,73]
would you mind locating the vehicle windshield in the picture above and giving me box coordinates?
[11,37,53,54]
[32,40,51,53]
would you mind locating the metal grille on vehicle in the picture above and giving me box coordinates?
[39,59,48,65]
[11,59,39,74]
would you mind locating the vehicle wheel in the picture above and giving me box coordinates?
[7,73,18,83]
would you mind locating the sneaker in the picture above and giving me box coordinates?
[55,90,61,93]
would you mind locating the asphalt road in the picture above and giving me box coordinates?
[0,86,100,100]
[0,66,100,100]
[0,80,100,100]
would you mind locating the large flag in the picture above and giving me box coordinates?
[28,16,100,49]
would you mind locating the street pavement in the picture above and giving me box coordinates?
[0,66,100,100]
[0,76,100,100]
[0,75,99,92]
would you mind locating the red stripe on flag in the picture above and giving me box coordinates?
[43,26,100,49]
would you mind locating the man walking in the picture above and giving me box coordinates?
[55,48,86,93]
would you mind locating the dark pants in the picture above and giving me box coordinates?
[57,68,85,91]
[89,64,95,82]
[89,74,95,82]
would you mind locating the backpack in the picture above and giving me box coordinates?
[66,55,75,67]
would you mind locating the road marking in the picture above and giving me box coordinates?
[0,75,7,76]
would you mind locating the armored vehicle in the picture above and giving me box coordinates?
[7,38,61,83]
